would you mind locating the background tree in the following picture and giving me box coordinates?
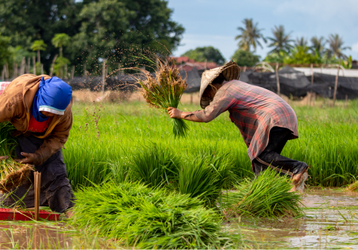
[31,40,47,64]
[181,46,225,65]
[0,0,184,75]
[327,34,351,59]
[267,25,294,53]
[231,49,260,67]
[52,34,70,58]
[294,37,308,48]
[235,18,266,52]
[0,34,11,70]
[310,36,326,56]
[283,46,321,65]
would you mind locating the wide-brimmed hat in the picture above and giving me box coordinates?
[199,61,240,109]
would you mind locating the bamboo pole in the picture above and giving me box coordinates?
[5,63,9,79]
[275,63,280,95]
[332,63,340,107]
[65,64,68,79]
[49,54,58,77]
[41,64,44,75]
[34,171,41,221]
[1,66,4,81]
[243,65,247,72]
[83,64,87,77]
[20,57,25,75]
[27,57,30,73]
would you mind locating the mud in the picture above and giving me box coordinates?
[226,188,358,249]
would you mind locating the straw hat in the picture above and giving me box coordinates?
[199,61,240,108]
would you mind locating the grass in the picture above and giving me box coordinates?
[64,100,358,189]
[222,169,303,218]
[70,181,230,249]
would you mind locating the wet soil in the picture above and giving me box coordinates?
[0,188,357,249]
[226,188,358,249]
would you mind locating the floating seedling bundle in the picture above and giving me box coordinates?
[0,122,33,193]
[136,58,189,137]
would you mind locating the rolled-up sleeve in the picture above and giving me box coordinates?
[192,88,235,123]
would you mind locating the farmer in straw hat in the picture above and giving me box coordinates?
[0,74,74,213]
[168,61,308,192]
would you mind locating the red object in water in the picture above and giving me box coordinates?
[0,208,59,221]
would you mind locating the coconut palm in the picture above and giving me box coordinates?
[294,37,308,48]
[31,40,47,64]
[327,34,351,59]
[310,36,326,56]
[267,25,294,53]
[51,33,71,57]
[235,18,267,52]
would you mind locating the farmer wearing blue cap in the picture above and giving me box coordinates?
[0,74,74,213]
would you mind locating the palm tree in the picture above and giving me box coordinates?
[31,40,47,64]
[294,37,307,48]
[235,18,266,52]
[267,25,294,53]
[310,36,326,56]
[327,34,351,59]
[51,33,71,58]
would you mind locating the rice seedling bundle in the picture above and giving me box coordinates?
[136,58,189,137]
[347,181,358,192]
[223,169,303,218]
[0,122,33,193]
[70,181,230,249]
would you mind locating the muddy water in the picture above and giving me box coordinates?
[0,189,357,249]
[226,188,358,249]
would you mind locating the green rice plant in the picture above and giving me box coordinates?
[178,152,237,207]
[223,169,303,218]
[70,181,230,249]
[129,143,180,188]
[0,122,33,192]
[135,58,189,137]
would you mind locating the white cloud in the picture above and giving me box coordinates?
[352,43,358,52]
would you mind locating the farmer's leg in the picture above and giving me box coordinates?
[0,135,74,213]
[253,127,308,177]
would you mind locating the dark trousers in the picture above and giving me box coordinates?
[0,135,74,213]
[253,127,308,177]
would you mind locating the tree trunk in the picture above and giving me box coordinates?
[60,47,63,58]
[37,50,41,64]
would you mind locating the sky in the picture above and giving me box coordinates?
[167,0,358,61]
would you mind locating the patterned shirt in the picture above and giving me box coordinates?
[0,82,11,95]
[193,80,298,161]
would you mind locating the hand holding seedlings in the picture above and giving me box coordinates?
[0,156,8,161]
[167,107,182,119]
[15,152,42,165]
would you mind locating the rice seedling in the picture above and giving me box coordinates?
[223,169,303,218]
[135,57,189,137]
[0,122,33,193]
[70,181,230,249]
[129,143,180,188]
[178,152,237,207]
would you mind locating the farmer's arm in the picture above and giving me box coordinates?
[168,89,234,123]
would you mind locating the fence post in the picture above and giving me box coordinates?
[41,64,44,75]
[32,56,36,75]
[27,57,30,73]
[275,63,280,95]
[332,63,340,107]
[71,66,75,79]
[102,59,106,94]
[84,64,87,77]
[310,63,314,83]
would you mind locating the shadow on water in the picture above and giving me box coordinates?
[226,188,358,249]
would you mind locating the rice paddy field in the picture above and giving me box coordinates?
[1,93,358,249]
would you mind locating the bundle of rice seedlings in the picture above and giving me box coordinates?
[136,57,189,137]
[0,122,33,193]
[223,169,303,218]
[70,181,230,249]
[178,153,236,207]
[347,181,358,192]
[129,143,180,188]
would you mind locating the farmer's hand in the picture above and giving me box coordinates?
[167,107,182,119]
[0,156,8,161]
[15,152,42,166]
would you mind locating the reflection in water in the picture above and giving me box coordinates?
[226,188,358,249]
